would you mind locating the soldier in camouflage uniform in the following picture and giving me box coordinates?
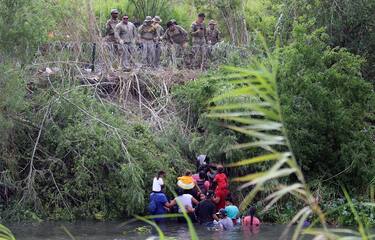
[207,20,220,45]
[138,16,157,67]
[114,15,138,69]
[105,9,120,43]
[152,16,164,68]
[105,9,120,61]
[190,13,207,69]
[163,20,188,67]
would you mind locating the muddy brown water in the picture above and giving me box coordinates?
[7,221,312,240]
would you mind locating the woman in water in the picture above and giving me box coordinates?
[242,207,261,227]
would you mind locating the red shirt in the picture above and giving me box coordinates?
[214,173,228,190]
[215,187,229,210]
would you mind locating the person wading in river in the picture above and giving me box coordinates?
[149,185,172,223]
[225,197,240,225]
[169,188,199,222]
[194,192,219,226]
[212,165,229,210]
[242,207,261,227]
[152,170,165,192]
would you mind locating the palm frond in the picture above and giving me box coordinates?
[0,224,16,240]
[208,55,325,238]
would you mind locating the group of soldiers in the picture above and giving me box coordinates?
[105,10,220,69]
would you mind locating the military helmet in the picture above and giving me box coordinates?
[209,20,217,25]
[144,16,152,22]
[166,20,174,28]
[153,16,162,23]
[111,9,119,14]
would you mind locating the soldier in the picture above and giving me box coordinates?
[163,20,188,67]
[152,16,164,67]
[114,14,138,69]
[207,20,220,45]
[105,9,120,43]
[190,13,207,69]
[138,16,157,67]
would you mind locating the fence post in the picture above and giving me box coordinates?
[91,42,96,72]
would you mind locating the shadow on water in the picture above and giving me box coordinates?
[8,221,308,240]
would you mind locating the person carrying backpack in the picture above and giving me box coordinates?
[149,185,172,222]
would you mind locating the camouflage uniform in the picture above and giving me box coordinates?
[139,17,157,67]
[190,21,207,68]
[153,18,164,67]
[163,25,188,66]
[207,28,220,45]
[114,21,138,68]
[104,10,120,61]
[105,18,120,43]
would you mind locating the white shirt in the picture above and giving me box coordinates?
[152,177,164,192]
[175,194,193,212]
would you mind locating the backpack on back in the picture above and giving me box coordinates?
[148,193,157,214]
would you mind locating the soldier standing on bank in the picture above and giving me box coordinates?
[163,20,188,67]
[138,16,157,67]
[207,20,220,45]
[105,9,120,43]
[152,16,164,68]
[190,13,207,69]
[114,14,138,70]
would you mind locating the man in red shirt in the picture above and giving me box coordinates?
[212,165,229,210]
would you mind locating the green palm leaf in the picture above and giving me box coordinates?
[0,224,16,240]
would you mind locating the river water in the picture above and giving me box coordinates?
[8,221,301,240]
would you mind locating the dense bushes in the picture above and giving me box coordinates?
[278,26,375,190]
[0,0,59,60]
[0,81,191,221]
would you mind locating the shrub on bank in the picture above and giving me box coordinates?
[0,80,191,221]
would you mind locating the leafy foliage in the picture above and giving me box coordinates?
[0,85,191,221]
[207,36,374,238]
[0,224,15,240]
[277,0,375,81]
[278,26,375,189]
[0,0,58,60]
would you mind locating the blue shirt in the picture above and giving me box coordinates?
[150,192,168,221]
[225,205,239,219]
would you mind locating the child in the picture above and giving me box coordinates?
[152,170,165,192]
[225,197,240,225]
[242,207,261,227]
[217,208,234,231]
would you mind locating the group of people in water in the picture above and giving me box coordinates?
[149,155,260,231]
[104,10,221,69]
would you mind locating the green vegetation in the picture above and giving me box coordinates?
[0,224,15,240]
[0,1,375,238]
